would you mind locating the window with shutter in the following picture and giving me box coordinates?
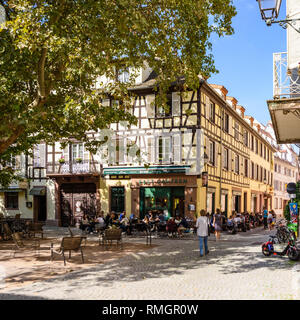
[158,136,172,164]
[146,94,155,118]
[234,122,239,141]
[173,133,181,164]
[224,114,229,133]
[172,92,180,116]
[157,94,172,117]
[223,147,229,170]
[208,140,215,165]
[147,137,155,164]
[209,102,215,123]
[228,150,232,171]
[235,154,239,174]
[243,130,248,147]
[102,99,110,107]
[33,144,46,167]
[244,159,248,177]
[62,144,69,162]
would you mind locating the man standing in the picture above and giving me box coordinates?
[196,209,210,257]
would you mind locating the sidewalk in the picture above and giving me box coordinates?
[0,227,297,300]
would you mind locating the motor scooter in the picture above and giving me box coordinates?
[262,234,300,261]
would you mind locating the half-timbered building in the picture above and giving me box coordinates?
[0,65,277,224]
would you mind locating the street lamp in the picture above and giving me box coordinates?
[257,0,282,20]
[257,0,300,33]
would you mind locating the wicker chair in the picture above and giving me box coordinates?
[51,236,85,266]
[101,228,123,250]
[3,222,13,240]
[12,232,40,257]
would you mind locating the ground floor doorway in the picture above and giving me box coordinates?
[34,195,47,222]
[60,183,97,227]
[110,187,125,214]
[233,195,241,213]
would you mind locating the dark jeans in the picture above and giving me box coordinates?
[120,224,132,234]
[263,217,268,229]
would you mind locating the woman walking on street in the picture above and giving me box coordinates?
[196,209,210,257]
[213,208,223,241]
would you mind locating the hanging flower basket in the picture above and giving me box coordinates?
[59,158,65,164]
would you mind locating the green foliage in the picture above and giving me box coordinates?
[284,203,290,222]
[0,0,236,185]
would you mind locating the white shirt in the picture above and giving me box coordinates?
[96,217,105,227]
[196,216,209,237]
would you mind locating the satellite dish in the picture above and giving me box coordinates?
[0,5,5,24]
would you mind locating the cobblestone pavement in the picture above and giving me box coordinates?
[0,227,299,300]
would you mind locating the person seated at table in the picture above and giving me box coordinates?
[143,215,150,225]
[94,213,106,232]
[158,212,166,223]
[166,217,178,237]
[80,214,92,234]
[119,211,126,222]
[120,214,132,235]
[110,212,120,226]
[149,211,156,223]
[104,212,111,226]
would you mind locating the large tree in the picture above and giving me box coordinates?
[0,0,236,185]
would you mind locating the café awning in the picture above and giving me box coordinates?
[103,165,191,176]
[29,186,46,196]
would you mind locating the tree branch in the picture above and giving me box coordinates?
[37,47,47,99]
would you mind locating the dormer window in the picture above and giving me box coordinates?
[117,68,129,83]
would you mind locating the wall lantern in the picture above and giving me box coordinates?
[257,0,282,21]
[257,0,300,32]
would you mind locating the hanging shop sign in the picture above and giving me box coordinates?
[109,175,130,180]
[137,178,188,186]
[202,172,208,187]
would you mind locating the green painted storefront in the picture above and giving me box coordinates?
[139,186,185,219]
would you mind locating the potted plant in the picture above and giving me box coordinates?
[75,157,83,163]
[59,157,65,164]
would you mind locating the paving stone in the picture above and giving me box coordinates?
[0,227,298,300]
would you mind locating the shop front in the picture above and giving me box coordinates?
[130,175,197,219]
[139,186,185,219]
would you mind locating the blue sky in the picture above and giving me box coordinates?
[209,0,287,125]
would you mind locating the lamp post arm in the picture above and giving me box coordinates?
[270,18,300,33]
